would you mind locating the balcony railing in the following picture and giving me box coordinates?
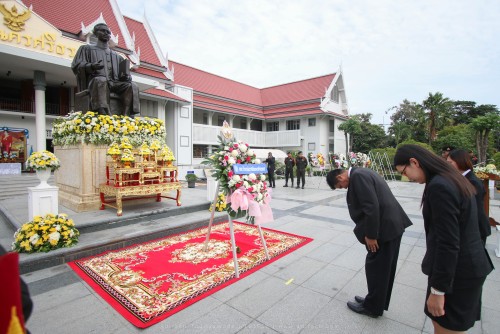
[193,124,301,147]
[0,98,70,116]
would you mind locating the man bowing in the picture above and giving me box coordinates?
[326,167,412,318]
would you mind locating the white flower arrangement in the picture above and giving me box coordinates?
[203,133,270,218]
[26,151,61,171]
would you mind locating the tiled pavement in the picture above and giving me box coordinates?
[4,176,500,333]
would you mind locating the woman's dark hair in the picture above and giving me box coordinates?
[448,149,473,172]
[394,144,475,203]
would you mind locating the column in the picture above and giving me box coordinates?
[34,70,47,151]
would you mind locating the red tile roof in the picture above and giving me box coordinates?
[132,67,169,81]
[261,74,335,106]
[171,60,337,119]
[123,16,163,67]
[170,61,263,106]
[143,88,188,103]
[25,0,129,50]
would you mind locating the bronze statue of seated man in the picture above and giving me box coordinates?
[71,23,140,117]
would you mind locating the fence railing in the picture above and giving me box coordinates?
[0,98,70,116]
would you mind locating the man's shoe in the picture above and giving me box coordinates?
[302,186,304,189]
[347,301,379,318]
[283,184,288,187]
[355,296,365,304]
[296,186,300,189]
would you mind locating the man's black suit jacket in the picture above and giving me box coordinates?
[346,168,412,244]
[421,175,493,293]
[465,171,491,239]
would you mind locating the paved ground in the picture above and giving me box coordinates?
[4,176,500,333]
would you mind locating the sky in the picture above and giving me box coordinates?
[116,0,500,126]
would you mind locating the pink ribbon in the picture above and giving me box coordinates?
[229,187,274,224]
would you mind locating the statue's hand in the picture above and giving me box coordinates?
[119,73,131,82]
[91,60,104,71]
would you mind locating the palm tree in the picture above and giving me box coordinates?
[471,112,500,163]
[422,92,452,143]
[338,118,361,156]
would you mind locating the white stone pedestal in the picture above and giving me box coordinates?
[207,179,218,202]
[28,186,59,221]
[495,226,500,258]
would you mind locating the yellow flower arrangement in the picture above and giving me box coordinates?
[106,142,121,156]
[26,151,61,171]
[209,192,227,212]
[121,148,136,162]
[119,137,133,150]
[12,213,80,253]
[139,142,151,155]
[150,139,162,151]
[158,145,176,161]
[52,111,166,147]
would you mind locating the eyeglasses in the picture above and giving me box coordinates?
[401,165,408,176]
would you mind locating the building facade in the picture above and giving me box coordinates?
[0,0,349,170]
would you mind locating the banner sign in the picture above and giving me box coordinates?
[232,163,268,175]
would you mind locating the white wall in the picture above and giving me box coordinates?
[172,85,193,166]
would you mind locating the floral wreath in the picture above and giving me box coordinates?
[203,122,272,224]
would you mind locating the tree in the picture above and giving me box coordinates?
[470,112,500,163]
[389,100,427,143]
[352,114,386,152]
[450,100,476,125]
[422,92,453,143]
[338,118,361,155]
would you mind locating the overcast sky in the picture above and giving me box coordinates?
[116,0,500,126]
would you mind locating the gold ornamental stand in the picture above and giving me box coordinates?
[203,181,269,278]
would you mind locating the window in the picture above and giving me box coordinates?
[180,107,189,118]
[329,119,335,133]
[308,143,316,151]
[193,145,209,158]
[240,119,247,129]
[329,139,335,152]
[308,118,316,127]
[266,121,279,132]
[202,113,208,125]
[286,119,300,130]
[217,116,225,126]
[331,85,339,102]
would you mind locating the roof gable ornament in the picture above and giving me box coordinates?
[80,13,119,47]
[127,32,141,67]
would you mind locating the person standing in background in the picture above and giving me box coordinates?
[283,151,295,187]
[265,152,276,188]
[447,149,491,245]
[295,151,308,189]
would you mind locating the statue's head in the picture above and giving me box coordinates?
[93,23,111,42]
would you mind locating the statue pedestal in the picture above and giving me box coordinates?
[54,144,108,212]
[28,186,59,220]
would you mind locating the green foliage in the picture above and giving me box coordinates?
[185,173,198,181]
[431,124,475,153]
[370,147,397,164]
[397,140,434,153]
[492,152,500,169]
[353,116,386,152]
[422,92,453,142]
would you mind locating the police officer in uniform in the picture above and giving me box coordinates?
[283,151,295,187]
[265,152,276,188]
[295,151,308,189]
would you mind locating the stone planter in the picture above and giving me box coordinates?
[54,144,108,212]
[35,168,52,188]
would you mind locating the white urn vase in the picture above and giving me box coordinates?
[35,169,52,188]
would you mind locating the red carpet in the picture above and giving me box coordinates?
[69,221,312,328]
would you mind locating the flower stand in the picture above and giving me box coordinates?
[203,181,269,278]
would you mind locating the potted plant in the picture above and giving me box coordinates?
[185,173,198,188]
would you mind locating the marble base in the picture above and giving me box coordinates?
[54,144,108,212]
